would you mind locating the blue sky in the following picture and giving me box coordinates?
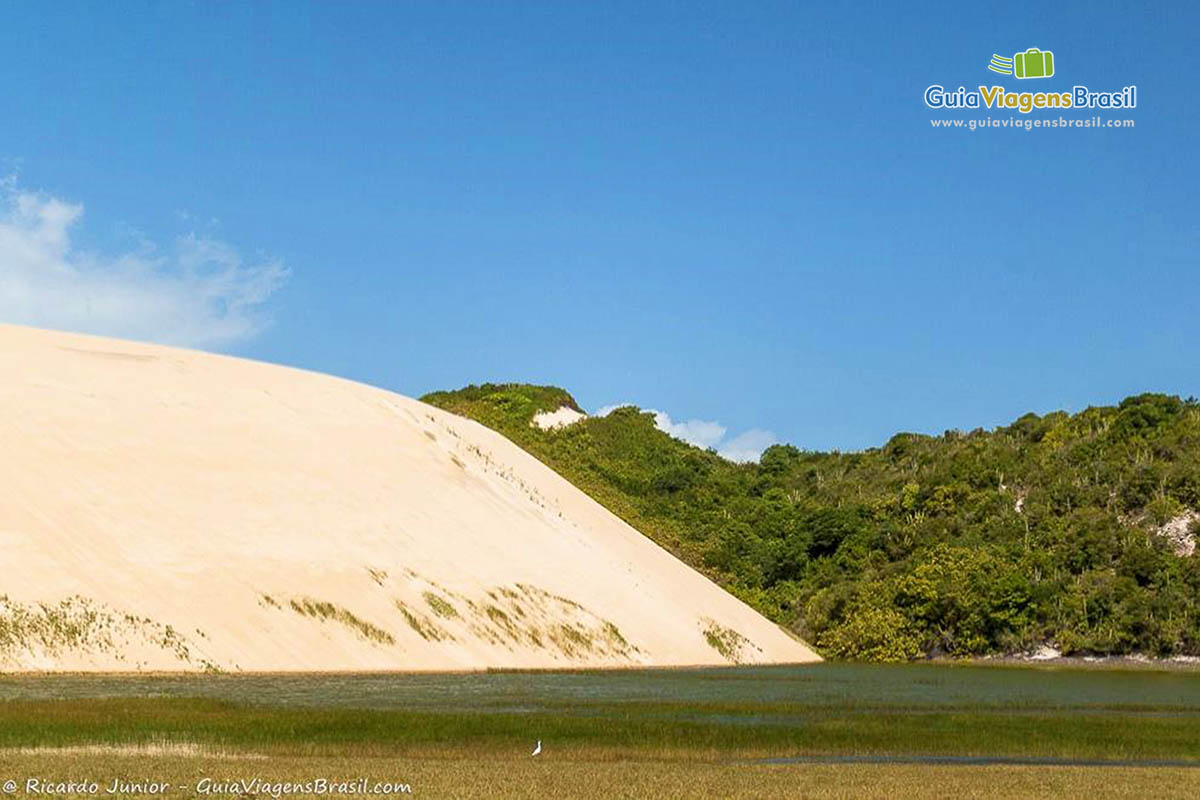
[0,2,1195,454]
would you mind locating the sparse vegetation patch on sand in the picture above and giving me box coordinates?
[384,572,643,663]
[422,592,459,620]
[702,618,757,664]
[395,602,452,642]
[0,595,215,669]
[287,598,396,645]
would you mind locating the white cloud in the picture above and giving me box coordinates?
[0,181,288,349]
[594,402,778,463]
[650,411,726,450]
[594,403,636,418]
[717,428,780,463]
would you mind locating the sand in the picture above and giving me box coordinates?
[0,325,818,671]
[531,406,587,430]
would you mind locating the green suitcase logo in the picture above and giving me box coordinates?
[987,48,1055,79]
[1014,47,1054,79]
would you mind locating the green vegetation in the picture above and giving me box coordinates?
[552,623,594,655]
[3,753,1195,800]
[424,385,1200,661]
[387,579,637,661]
[0,595,207,667]
[1,690,1198,761]
[602,622,629,649]
[288,597,396,645]
[485,605,521,642]
[2,664,1199,757]
[422,384,583,432]
[702,619,751,663]
[395,601,450,642]
[2,664,1200,799]
[0,596,116,656]
[423,591,459,620]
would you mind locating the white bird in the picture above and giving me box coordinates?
[531,740,542,756]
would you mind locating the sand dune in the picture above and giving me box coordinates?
[0,325,819,671]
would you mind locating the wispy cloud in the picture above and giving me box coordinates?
[650,411,727,450]
[0,180,288,349]
[595,403,778,463]
[716,428,779,463]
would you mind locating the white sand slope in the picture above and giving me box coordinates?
[0,325,819,671]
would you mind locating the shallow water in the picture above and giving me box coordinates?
[1,663,1198,718]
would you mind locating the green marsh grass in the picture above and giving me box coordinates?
[2,664,1200,797]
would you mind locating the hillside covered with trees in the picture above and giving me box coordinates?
[422,385,1200,661]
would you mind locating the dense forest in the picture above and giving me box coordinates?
[422,385,1200,661]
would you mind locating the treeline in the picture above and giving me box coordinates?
[422,385,1200,661]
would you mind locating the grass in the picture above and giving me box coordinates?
[287,598,396,645]
[0,596,113,654]
[3,664,1200,797]
[2,664,1198,759]
[2,696,1199,762]
[395,601,450,642]
[702,619,749,663]
[0,596,210,669]
[603,622,629,649]
[3,753,1198,799]
[485,605,513,627]
[552,624,595,656]
[423,592,459,620]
